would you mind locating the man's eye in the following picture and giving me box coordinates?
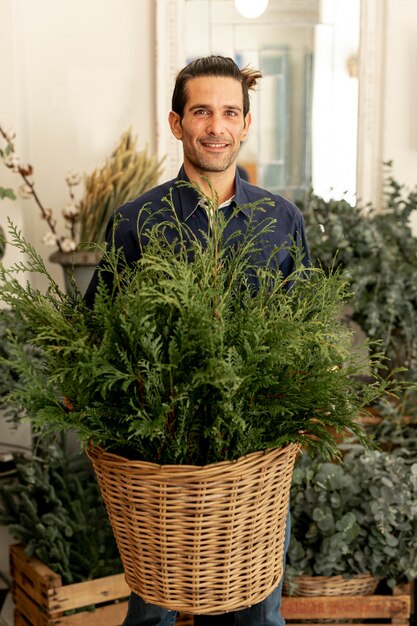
[226,110,239,117]
[194,109,208,116]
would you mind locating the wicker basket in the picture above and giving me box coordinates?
[284,574,379,597]
[87,443,299,615]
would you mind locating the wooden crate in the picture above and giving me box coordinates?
[190,591,411,626]
[10,544,193,626]
[281,584,412,626]
[11,542,411,626]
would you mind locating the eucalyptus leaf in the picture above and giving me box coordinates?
[286,446,417,587]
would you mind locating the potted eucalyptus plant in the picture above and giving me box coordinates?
[285,444,417,594]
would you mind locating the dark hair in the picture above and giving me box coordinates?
[171,55,262,119]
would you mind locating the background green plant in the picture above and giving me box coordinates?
[286,167,417,590]
[0,311,121,584]
[0,310,35,422]
[286,445,417,589]
[0,188,391,465]
[0,437,122,583]
[299,166,417,382]
[363,392,417,461]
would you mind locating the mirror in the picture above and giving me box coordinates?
[156,0,386,207]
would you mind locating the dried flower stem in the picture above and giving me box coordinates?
[0,125,162,253]
[67,185,78,241]
[0,124,64,252]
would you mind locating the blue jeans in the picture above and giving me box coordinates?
[123,513,290,626]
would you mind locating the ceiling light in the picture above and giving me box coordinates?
[234,0,269,19]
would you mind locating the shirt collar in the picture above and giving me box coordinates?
[176,165,252,222]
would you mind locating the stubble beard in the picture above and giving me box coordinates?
[184,143,240,175]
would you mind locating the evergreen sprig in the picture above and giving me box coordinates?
[0,186,393,464]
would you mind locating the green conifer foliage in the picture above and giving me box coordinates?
[0,185,392,464]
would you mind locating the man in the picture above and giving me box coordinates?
[85,55,309,626]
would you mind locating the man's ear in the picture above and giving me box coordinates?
[241,112,252,141]
[169,111,183,140]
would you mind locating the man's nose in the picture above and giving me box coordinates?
[206,112,225,135]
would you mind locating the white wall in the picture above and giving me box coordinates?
[313,0,360,204]
[0,0,157,291]
[0,0,24,278]
[383,0,417,232]
[0,0,157,578]
[384,0,417,188]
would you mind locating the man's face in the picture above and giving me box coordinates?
[169,76,251,176]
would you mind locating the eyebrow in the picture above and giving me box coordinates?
[188,104,243,112]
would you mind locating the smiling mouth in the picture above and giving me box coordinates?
[201,141,229,149]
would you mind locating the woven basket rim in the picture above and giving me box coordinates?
[87,441,300,476]
[292,574,376,582]
[284,573,379,597]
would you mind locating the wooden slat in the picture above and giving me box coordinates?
[394,584,412,595]
[51,608,194,626]
[15,606,194,626]
[11,544,62,585]
[47,573,130,613]
[13,584,50,626]
[14,610,33,626]
[49,600,129,626]
[52,606,193,626]
[281,595,411,620]
[395,582,414,618]
[11,544,61,611]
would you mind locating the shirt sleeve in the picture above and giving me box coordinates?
[83,214,116,308]
[295,211,311,267]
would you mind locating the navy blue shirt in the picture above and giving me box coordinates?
[84,166,310,306]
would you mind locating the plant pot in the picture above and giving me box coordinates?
[49,249,101,295]
[87,443,300,615]
[284,574,379,597]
